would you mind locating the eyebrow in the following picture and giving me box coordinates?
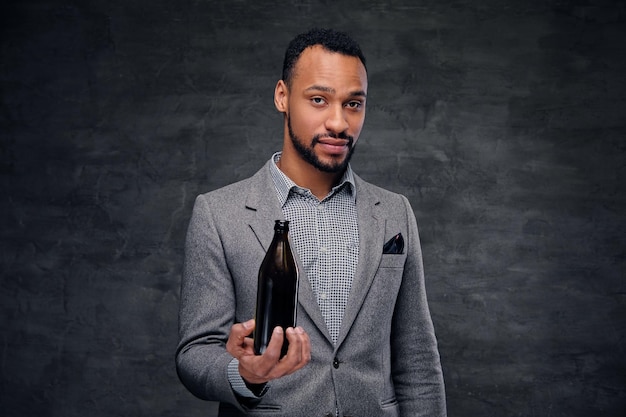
[305,85,367,98]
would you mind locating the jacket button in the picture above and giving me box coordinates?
[333,358,340,369]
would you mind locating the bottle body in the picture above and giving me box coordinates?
[253,220,299,357]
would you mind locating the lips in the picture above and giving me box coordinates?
[317,137,349,147]
[316,137,350,155]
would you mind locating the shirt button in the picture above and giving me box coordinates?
[320,292,327,300]
[333,358,340,369]
[317,204,325,211]
[320,246,328,253]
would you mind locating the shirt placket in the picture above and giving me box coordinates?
[316,199,338,343]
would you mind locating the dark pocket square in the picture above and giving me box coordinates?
[383,233,404,254]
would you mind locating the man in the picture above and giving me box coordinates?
[176,28,447,417]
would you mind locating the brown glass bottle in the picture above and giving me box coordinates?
[253,220,299,357]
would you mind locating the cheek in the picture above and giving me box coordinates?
[290,105,323,132]
[348,114,365,136]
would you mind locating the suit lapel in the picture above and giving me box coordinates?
[244,165,284,251]
[244,162,332,342]
[336,177,385,348]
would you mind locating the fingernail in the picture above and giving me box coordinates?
[274,326,283,334]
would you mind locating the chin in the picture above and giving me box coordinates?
[314,153,353,173]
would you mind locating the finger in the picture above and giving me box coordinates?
[262,326,285,363]
[280,327,310,371]
[238,326,284,383]
[242,336,255,349]
[240,319,255,336]
[226,319,255,355]
[295,327,311,368]
[240,326,283,371]
[234,319,255,341]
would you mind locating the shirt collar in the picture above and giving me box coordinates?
[269,151,356,207]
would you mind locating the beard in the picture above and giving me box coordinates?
[287,115,356,173]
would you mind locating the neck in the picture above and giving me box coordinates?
[277,152,343,200]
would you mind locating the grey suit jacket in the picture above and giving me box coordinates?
[176,160,447,417]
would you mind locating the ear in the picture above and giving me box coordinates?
[274,80,288,113]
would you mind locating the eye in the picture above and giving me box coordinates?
[345,101,363,110]
[311,97,326,106]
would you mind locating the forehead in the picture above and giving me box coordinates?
[291,45,368,92]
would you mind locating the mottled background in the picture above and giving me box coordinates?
[1,0,625,416]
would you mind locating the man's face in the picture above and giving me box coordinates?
[281,45,367,173]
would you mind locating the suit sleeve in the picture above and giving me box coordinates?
[175,194,246,408]
[391,196,447,416]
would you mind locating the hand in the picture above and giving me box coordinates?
[226,319,311,385]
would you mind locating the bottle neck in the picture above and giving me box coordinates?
[274,220,290,235]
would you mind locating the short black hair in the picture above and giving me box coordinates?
[281,28,367,87]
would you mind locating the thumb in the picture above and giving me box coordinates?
[241,319,255,336]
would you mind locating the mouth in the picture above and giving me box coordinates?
[317,139,349,155]
[318,137,349,146]
[314,136,353,155]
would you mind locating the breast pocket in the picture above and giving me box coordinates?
[379,253,406,269]
[375,253,406,299]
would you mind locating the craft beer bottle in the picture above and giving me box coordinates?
[253,220,298,357]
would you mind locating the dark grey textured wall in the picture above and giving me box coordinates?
[1,0,625,416]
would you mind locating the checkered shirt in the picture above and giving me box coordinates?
[269,152,359,344]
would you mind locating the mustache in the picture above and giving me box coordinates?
[312,132,354,146]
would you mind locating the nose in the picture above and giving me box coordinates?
[324,104,349,135]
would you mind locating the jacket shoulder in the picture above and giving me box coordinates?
[354,174,410,207]
[196,163,268,206]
